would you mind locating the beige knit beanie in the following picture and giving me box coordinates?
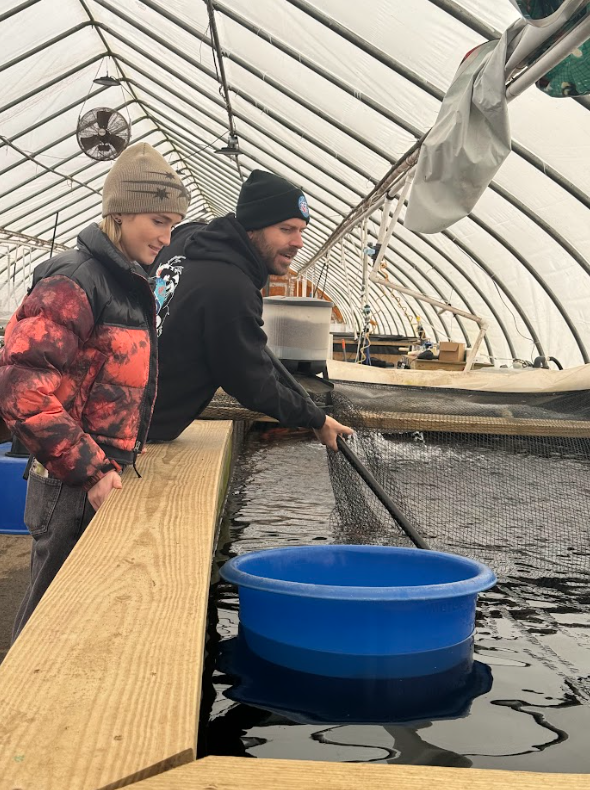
[102,143,190,218]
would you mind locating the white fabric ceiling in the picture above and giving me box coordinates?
[1,0,589,368]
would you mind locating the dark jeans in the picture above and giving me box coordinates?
[12,471,95,641]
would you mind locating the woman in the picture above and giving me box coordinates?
[0,143,189,638]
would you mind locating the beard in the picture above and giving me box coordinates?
[251,234,298,276]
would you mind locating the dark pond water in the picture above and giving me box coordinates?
[200,427,590,772]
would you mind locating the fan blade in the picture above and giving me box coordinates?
[108,134,128,155]
[79,134,103,151]
[96,109,114,130]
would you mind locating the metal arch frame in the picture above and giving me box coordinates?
[128,3,586,359]
[118,23,585,354]
[3,8,588,236]
[1,2,585,362]
[0,0,41,24]
[110,38,542,357]
[133,83,367,203]
[96,5,394,168]
[140,101,358,217]
[283,0,590,211]
[133,83,499,353]
[0,54,104,116]
[210,0,423,138]
[94,14,379,183]
[202,0,590,286]
[0,22,93,75]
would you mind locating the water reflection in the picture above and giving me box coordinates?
[218,630,493,725]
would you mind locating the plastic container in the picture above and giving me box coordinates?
[262,297,333,374]
[220,545,496,678]
[0,442,28,535]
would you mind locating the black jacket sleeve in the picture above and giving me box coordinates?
[202,308,326,430]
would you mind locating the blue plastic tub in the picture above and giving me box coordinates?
[220,545,496,677]
[0,442,29,535]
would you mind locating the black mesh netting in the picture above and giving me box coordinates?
[327,382,590,581]
[200,378,590,581]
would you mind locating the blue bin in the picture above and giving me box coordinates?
[220,545,496,678]
[0,442,29,535]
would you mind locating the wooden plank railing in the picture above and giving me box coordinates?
[0,421,233,790]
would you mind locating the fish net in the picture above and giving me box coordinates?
[327,381,590,581]
[202,377,590,581]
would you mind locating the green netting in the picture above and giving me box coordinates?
[513,0,572,21]
[537,38,590,96]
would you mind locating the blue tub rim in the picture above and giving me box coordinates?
[220,544,497,601]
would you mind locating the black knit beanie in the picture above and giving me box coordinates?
[236,170,310,230]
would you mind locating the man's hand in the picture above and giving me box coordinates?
[87,470,123,510]
[313,415,354,451]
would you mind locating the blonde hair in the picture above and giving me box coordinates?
[99,215,123,248]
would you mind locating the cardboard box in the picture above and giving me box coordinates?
[438,341,465,363]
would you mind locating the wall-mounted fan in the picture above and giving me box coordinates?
[76,107,131,161]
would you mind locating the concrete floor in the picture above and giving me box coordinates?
[0,535,31,662]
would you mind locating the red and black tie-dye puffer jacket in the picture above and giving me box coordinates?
[0,224,158,490]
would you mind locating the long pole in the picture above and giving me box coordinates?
[264,346,431,550]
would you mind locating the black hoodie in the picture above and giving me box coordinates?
[148,214,326,441]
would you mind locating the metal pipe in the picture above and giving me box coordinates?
[506,13,590,99]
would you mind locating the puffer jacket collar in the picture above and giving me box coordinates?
[77,223,149,284]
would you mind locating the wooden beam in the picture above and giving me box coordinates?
[0,421,233,790]
[130,755,589,789]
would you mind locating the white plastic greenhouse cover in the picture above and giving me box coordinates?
[1,0,589,368]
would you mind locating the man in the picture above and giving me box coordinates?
[148,170,352,449]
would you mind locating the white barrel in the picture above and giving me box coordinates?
[262,297,333,364]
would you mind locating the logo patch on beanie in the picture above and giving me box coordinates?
[298,195,310,219]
